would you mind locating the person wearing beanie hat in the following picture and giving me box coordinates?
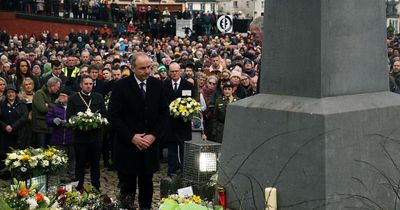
[158,64,168,80]
[230,70,248,99]
[46,85,74,183]
[230,70,242,80]
[243,58,255,77]
[212,79,238,143]
[4,84,17,93]
[0,83,29,153]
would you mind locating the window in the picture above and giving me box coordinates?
[246,1,250,8]
[233,1,238,8]
[201,3,205,11]
[211,3,215,12]
[188,3,193,11]
[261,1,264,9]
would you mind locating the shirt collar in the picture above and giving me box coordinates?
[172,77,181,85]
[134,75,147,86]
[80,91,91,96]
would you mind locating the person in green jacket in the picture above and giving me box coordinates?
[212,81,239,143]
[31,77,61,147]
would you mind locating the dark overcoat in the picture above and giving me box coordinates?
[162,78,194,143]
[108,75,169,175]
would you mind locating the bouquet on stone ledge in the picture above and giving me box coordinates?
[4,147,68,180]
[0,179,59,210]
[53,183,118,210]
[67,109,108,131]
[159,194,222,210]
[169,97,201,122]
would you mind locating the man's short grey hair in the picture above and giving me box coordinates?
[130,52,150,68]
[250,16,264,31]
[47,77,62,87]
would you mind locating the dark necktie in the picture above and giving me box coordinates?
[173,82,178,92]
[140,82,146,98]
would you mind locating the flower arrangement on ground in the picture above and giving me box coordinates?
[159,194,222,210]
[0,179,59,210]
[4,147,68,180]
[169,97,201,122]
[53,183,118,210]
[67,108,108,131]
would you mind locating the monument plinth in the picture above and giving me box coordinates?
[218,1,400,209]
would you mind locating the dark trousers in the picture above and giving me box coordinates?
[118,171,153,209]
[35,132,50,148]
[167,142,184,176]
[74,141,101,190]
[102,126,114,166]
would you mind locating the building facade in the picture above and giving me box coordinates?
[216,0,264,18]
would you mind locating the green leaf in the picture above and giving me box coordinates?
[0,197,13,210]
[179,203,209,210]
[160,199,180,210]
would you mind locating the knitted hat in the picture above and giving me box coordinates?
[158,64,167,73]
[230,70,241,79]
[5,84,17,93]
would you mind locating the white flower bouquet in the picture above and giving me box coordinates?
[169,97,201,122]
[67,109,108,131]
[4,147,68,180]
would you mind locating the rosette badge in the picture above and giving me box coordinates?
[169,97,201,122]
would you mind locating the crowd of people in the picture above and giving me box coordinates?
[1,0,248,38]
[0,14,263,209]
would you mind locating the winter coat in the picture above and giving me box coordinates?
[66,92,106,144]
[212,95,238,143]
[0,99,29,153]
[31,85,57,133]
[46,103,73,145]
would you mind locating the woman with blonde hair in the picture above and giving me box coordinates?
[18,77,35,147]
[19,77,35,115]
[0,77,7,103]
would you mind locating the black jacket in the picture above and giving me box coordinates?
[162,78,194,143]
[66,91,107,143]
[108,75,169,175]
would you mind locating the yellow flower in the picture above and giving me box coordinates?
[19,154,30,161]
[45,151,54,157]
[192,195,202,204]
[179,106,187,113]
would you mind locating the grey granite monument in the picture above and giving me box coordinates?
[218,0,400,209]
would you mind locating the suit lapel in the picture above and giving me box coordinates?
[129,75,145,100]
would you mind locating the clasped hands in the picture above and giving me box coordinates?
[131,133,156,151]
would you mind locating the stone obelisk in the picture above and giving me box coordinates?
[218,0,400,209]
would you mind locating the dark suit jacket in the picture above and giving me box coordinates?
[108,75,169,175]
[92,79,105,96]
[66,91,107,143]
[40,74,67,89]
[162,78,194,143]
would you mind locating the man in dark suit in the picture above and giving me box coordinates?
[108,52,169,210]
[163,62,194,176]
[66,75,107,191]
[40,60,67,88]
[88,64,105,96]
